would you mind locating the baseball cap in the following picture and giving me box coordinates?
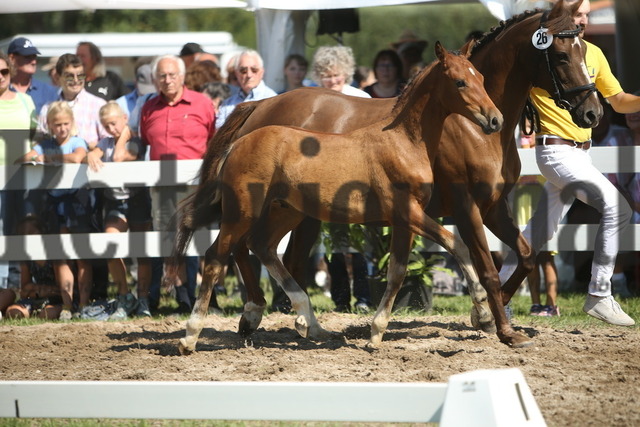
[180,42,204,57]
[136,64,155,95]
[8,37,41,56]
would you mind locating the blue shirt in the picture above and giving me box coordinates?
[216,80,277,129]
[11,79,59,116]
[116,90,139,117]
[35,135,88,197]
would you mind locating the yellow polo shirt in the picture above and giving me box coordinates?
[531,40,622,142]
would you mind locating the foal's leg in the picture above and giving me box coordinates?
[249,207,330,340]
[179,228,239,355]
[236,242,267,336]
[369,227,413,347]
[414,223,495,333]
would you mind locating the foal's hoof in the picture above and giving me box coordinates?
[238,316,255,337]
[470,305,497,334]
[503,332,534,349]
[238,302,264,337]
[178,338,195,356]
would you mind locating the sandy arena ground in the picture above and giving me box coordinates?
[1,312,639,426]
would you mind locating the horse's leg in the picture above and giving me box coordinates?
[453,203,533,348]
[236,241,267,336]
[431,228,496,334]
[248,206,330,340]
[369,227,413,347]
[283,217,322,290]
[483,198,536,304]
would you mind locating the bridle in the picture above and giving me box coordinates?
[538,11,597,115]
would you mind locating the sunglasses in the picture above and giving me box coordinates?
[238,66,260,75]
[0,68,9,77]
[63,72,86,82]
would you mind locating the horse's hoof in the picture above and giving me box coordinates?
[470,305,497,333]
[365,341,379,350]
[504,332,534,349]
[294,315,309,338]
[178,338,195,355]
[308,326,332,341]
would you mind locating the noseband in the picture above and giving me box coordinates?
[537,12,597,114]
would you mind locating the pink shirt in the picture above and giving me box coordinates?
[140,87,215,161]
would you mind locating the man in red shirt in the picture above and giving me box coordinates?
[141,55,215,161]
[140,54,215,314]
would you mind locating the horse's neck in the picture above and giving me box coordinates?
[389,69,445,144]
[474,20,538,138]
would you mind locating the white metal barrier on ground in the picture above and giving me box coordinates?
[1,146,640,261]
[0,368,546,426]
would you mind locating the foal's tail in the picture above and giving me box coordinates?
[166,101,261,276]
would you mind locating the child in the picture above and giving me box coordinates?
[19,101,95,320]
[85,101,153,319]
[4,216,66,320]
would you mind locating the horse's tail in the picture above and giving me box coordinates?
[165,100,260,278]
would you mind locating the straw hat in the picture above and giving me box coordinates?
[41,56,59,72]
[391,30,428,53]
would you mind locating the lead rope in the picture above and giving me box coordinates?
[520,97,540,136]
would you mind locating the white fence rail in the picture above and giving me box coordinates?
[0,368,545,425]
[1,147,640,261]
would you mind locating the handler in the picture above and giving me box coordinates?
[500,0,640,326]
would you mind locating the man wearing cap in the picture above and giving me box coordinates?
[7,37,58,115]
[76,41,129,101]
[179,43,204,69]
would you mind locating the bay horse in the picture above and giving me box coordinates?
[171,0,601,349]
[176,42,502,354]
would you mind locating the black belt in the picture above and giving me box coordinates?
[536,136,591,150]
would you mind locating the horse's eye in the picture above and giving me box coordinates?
[554,52,570,65]
[455,80,467,88]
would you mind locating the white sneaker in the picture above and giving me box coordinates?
[59,309,73,321]
[583,295,635,326]
[109,306,128,321]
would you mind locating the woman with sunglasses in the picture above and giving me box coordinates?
[0,50,38,318]
[0,51,37,165]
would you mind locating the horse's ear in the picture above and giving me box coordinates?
[460,39,475,58]
[548,0,569,20]
[434,41,446,64]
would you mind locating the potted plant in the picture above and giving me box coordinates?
[321,224,454,312]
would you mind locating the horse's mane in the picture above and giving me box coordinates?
[471,4,576,56]
[388,57,440,117]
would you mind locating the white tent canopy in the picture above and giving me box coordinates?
[0,0,247,14]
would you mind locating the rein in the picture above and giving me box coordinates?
[538,11,597,114]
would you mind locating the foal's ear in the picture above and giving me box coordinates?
[460,39,475,58]
[434,41,446,64]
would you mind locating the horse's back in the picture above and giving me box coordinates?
[239,87,394,137]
